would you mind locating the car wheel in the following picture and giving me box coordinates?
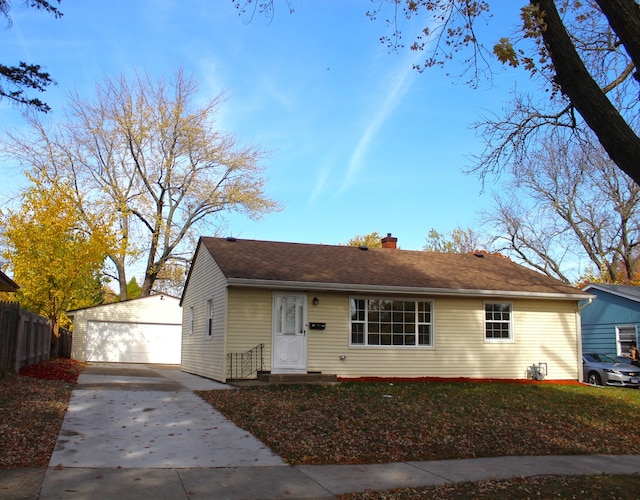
[587,371,602,386]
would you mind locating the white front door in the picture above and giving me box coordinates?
[272,293,307,373]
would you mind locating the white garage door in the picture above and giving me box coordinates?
[85,321,181,364]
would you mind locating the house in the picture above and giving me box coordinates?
[0,270,19,292]
[580,284,640,357]
[68,294,182,364]
[180,235,591,383]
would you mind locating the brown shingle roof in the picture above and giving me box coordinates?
[199,237,587,299]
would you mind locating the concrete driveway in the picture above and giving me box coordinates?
[49,363,286,468]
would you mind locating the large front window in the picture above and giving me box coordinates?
[350,298,433,347]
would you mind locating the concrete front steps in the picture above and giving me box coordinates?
[258,372,338,385]
[228,372,338,386]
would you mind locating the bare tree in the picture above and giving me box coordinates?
[2,69,280,299]
[486,136,640,283]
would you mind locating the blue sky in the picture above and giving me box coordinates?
[1,1,530,252]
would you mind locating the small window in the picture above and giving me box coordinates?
[189,306,194,335]
[485,302,513,341]
[617,325,637,356]
[206,299,213,338]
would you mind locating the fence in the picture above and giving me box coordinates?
[0,301,70,377]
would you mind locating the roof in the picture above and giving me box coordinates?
[188,237,589,300]
[0,270,19,292]
[66,293,180,315]
[582,284,640,303]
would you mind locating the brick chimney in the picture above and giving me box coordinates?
[381,233,397,249]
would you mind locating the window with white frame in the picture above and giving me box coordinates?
[206,299,213,338]
[350,298,433,347]
[617,325,637,356]
[189,306,194,335]
[484,302,513,340]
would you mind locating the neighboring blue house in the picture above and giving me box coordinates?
[581,284,640,357]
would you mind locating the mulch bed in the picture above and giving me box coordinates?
[19,358,85,383]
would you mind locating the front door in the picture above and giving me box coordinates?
[272,293,307,373]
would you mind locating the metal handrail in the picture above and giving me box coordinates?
[227,343,265,379]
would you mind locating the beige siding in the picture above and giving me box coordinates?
[226,288,273,373]
[306,294,579,380]
[222,291,579,381]
[70,309,88,360]
[181,247,228,381]
[70,295,181,361]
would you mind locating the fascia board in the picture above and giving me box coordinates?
[226,278,591,301]
[583,284,640,304]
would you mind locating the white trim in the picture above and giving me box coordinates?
[583,284,640,303]
[483,301,515,343]
[205,298,213,339]
[616,325,638,356]
[349,296,435,349]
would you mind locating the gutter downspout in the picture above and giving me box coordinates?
[576,298,594,382]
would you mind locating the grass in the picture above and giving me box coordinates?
[339,474,640,499]
[196,381,640,465]
[198,381,640,498]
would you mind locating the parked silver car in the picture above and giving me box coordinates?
[583,353,640,387]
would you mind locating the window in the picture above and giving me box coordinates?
[275,295,304,335]
[485,302,512,341]
[350,298,433,347]
[617,325,637,356]
[206,299,213,338]
[189,306,194,335]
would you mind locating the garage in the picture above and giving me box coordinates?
[85,321,181,364]
[67,294,182,365]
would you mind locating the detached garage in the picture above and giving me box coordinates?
[68,295,182,364]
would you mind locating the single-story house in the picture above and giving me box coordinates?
[580,284,640,357]
[0,270,19,292]
[68,294,182,364]
[180,234,591,383]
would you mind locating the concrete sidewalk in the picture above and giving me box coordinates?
[5,454,640,499]
[3,364,640,499]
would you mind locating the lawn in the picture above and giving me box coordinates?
[197,381,640,465]
[198,381,640,498]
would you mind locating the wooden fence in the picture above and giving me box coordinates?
[0,301,71,377]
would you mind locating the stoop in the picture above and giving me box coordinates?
[256,371,339,385]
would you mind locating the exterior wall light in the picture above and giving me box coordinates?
[312,297,319,306]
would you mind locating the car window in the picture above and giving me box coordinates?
[597,354,616,363]
[585,353,616,363]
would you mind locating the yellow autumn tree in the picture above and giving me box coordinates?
[1,172,110,346]
[347,232,382,248]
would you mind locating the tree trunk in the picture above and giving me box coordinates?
[534,0,640,185]
[595,0,640,79]
[141,267,158,297]
[110,257,128,301]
